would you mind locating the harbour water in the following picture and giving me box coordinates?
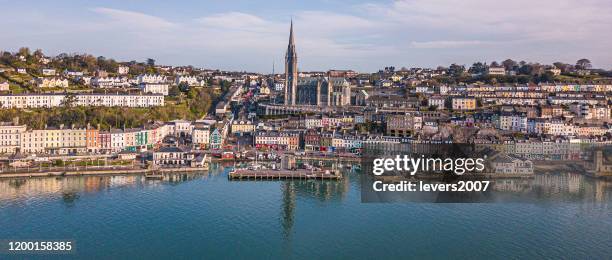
[1,164,611,259]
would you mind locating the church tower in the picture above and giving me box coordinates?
[284,20,298,105]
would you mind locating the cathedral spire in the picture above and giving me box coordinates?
[284,19,298,105]
[287,19,297,60]
[289,19,294,43]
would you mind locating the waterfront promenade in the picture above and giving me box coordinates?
[0,165,207,179]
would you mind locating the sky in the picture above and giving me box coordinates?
[1,0,611,73]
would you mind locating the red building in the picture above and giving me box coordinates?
[304,130,321,151]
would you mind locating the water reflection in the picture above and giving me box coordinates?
[61,191,79,206]
[0,171,217,205]
[492,173,612,203]
[281,182,296,239]
[1,162,610,259]
[1,164,611,204]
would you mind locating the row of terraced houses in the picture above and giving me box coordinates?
[0,119,226,155]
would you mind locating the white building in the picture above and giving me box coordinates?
[153,147,194,166]
[192,126,210,148]
[64,70,84,77]
[490,154,533,175]
[0,122,27,154]
[168,120,193,137]
[92,77,130,88]
[499,114,527,132]
[110,129,125,152]
[140,83,169,96]
[42,68,56,76]
[274,82,284,92]
[0,82,9,91]
[175,76,203,86]
[0,94,164,109]
[117,66,130,75]
[547,67,561,76]
[137,74,167,84]
[428,96,446,109]
[486,66,506,76]
[547,121,576,136]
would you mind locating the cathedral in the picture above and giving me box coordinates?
[284,21,351,107]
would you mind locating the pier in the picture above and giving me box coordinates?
[228,169,342,180]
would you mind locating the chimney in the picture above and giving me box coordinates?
[59,124,64,129]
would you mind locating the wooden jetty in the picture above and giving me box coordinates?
[228,169,342,180]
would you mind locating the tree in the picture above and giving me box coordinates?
[18,47,30,57]
[553,62,571,73]
[502,59,518,71]
[518,63,533,75]
[146,58,156,67]
[384,66,395,73]
[469,62,487,75]
[448,64,465,77]
[178,82,190,92]
[169,85,181,97]
[576,58,592,70]
[538,71,555,83]
[220,80,231,92]
[529,63,543,75]
[97,56,106,66]
[188,89,213,117]
[33,49,44,58]
[61,94,78,108]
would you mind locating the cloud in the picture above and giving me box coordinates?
[195,12,278,33]
[92,7,176,30]
[187,10,388,70]
[366,0,612,42]
[2,1,612,71]
[295,11,378,32]
[409,40,487,49]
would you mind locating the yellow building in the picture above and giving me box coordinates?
[20,126,87,154]
[452,97,477,110]
[231,121,255,134]
[390,74,402,82]
[20,130,47,154]
[36,77,69,88]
